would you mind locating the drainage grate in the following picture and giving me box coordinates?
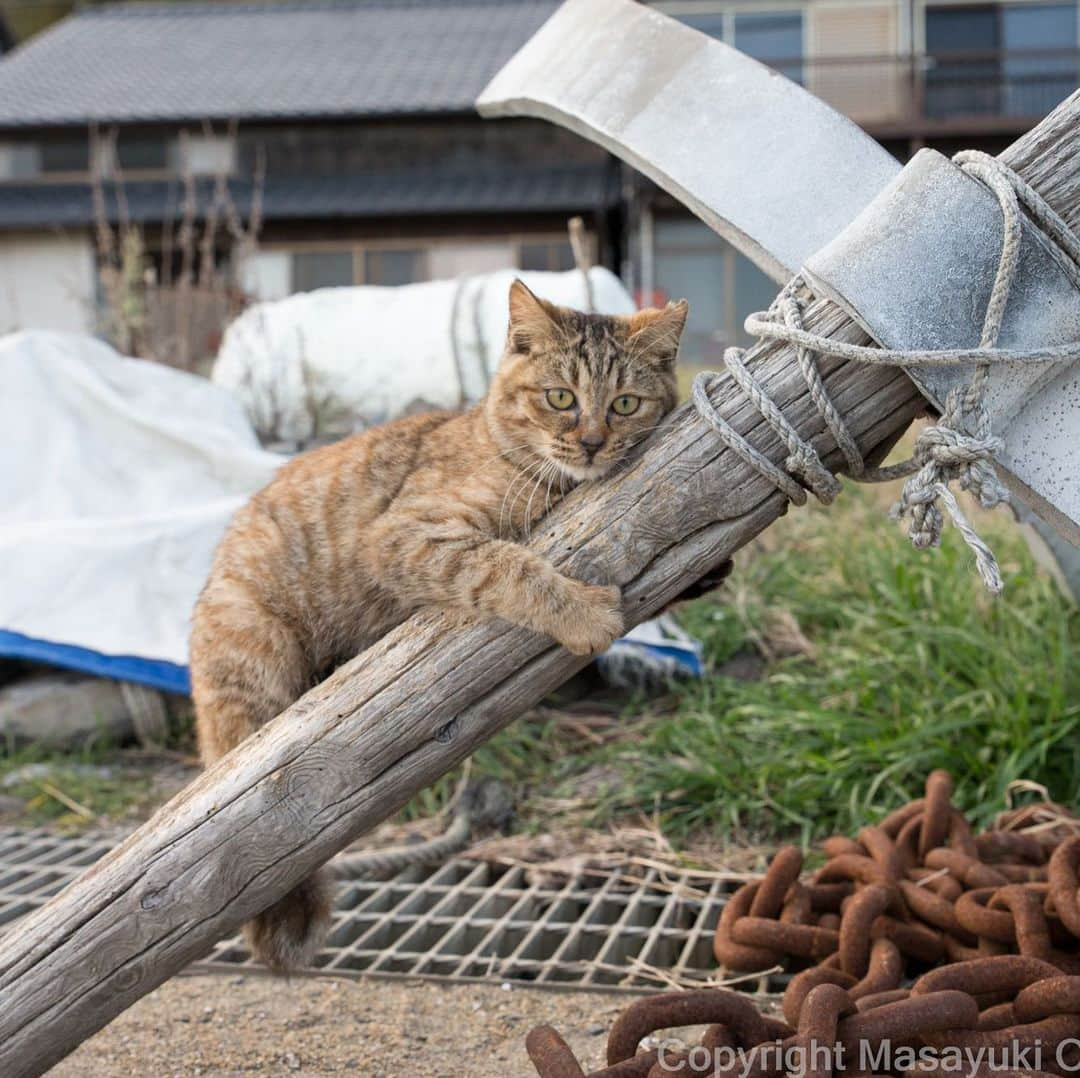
[0,827,115,929]
[0,827,784,995]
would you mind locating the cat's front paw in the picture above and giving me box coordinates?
[554,583,625,656]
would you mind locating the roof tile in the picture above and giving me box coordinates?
[0,0,557,126]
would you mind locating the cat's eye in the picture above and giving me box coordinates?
[611,394,641,416]
[546,388,576,410]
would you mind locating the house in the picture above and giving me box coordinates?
[636,0,1080,362]
[0,0,1076,358]
[0,0,617,337]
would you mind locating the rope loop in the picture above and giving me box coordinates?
[691,151,1080,594]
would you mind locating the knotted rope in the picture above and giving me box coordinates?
[692,150,1080,593]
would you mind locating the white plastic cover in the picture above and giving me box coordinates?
[212,267,636,445]
[0,331,284,688]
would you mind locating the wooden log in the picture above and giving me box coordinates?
[0,94,1076,1077]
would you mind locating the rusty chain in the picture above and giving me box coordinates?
[526,771,1080,1077]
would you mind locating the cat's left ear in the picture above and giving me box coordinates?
[508,278,563,352]
[627,299,689,366]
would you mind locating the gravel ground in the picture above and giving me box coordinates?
[53,972,633,1077]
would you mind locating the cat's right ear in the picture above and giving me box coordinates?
[508,279,561,352]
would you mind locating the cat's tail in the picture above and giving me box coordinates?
[243,867,334,974]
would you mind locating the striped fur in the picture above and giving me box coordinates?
[190,280,687,972]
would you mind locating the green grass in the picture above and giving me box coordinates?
[603,484,1079,843]
[0,702,194,830]
[0,745,156,829]
[415,480,1079,846]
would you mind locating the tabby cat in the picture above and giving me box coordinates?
[190,280,688,972]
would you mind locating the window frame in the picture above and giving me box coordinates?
[914,0,1080,55]
[653,1,808,56]
[269,232,593,294]
[651,210,781,358]
[35,136,92,181]
[918,0,1080,118]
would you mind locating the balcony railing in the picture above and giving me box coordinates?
[761,49,1080,135]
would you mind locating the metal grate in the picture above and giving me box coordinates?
[0,827,115,930]
[0,827,783,995]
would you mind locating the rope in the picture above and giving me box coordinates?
[334,778,514,880]
[334,812,474,880]
[692,151,1080,594]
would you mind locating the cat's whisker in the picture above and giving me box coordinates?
[522,470,544,541]
[542,462,563,518]
[497,461,533,538]
[499,456,547,538]
[474,443,533,474]
[498,467,532,538]
[618,421,675,455]
[517,458,554,540]
[524,460,560,539]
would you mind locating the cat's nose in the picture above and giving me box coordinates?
[580,432,605,459]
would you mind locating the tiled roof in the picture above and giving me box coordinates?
[0,165,617,229]
[0,0,556,127]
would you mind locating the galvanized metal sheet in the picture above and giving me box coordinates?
[477,0,901,283]
[478,0,1078,545]
[804,150,1080,544]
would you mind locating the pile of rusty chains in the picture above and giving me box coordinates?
[526,771,1080,1077]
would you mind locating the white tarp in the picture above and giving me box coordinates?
[213,267,635,444]
[0,331,284,689]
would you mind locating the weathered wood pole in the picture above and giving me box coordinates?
[0,96,1076,1077]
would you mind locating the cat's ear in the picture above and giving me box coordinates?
[627,299,689,366]
[508,279,562,352]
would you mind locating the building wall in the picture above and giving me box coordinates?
[0,232,95,334]
[641,0,1080,363]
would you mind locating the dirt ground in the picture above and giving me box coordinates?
[54,972,635,1077]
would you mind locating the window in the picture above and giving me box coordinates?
[925,2,1078,118]
[677,9,804,85]
[115,136,170,173]
[653,216,779,364]
[39,137,90,175]
[182,135,236,178]
[363,248,427,287]
[429,241,515,278]
[1001,3,1079,116]
[518,239,577,273]
[654,218,727,365]
[677,11,727,39]
[292,251,354,292]
[925,4,1000,116]
[0,143,39,181]
[733,11,804,84]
